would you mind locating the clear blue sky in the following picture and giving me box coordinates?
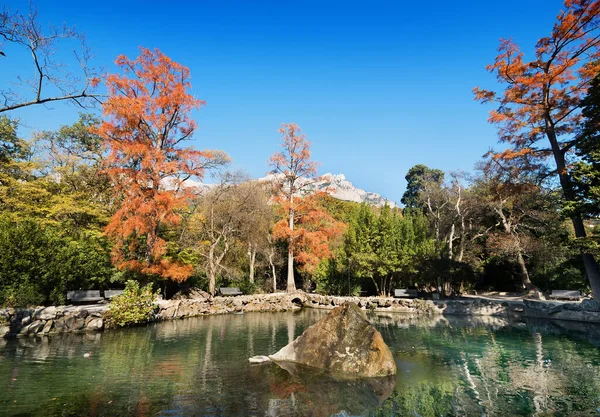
[3,0,565,204]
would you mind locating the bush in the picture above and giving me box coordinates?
[239,279,258,295]
[313,258,362,296]
[0,282,45,308]
[0,215,114,306]
[103,280,158,328]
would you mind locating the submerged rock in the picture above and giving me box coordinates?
[269,302,396,377]
[258,362,395,415]
[249,355,271,364]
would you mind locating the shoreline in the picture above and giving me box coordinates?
[1,292,600,339]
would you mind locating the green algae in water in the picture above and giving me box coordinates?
[0,310,600,416]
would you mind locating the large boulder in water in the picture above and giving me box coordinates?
[269,302,396,377]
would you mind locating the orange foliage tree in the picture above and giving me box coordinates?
[474,0,600,298]
[97,48,226,282]
[268,123,344,292]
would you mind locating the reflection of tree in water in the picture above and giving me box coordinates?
[1,311,600,416]
[377,317,600,417]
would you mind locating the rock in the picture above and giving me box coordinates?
[0,325,10,337]
[73,308,88,319]
[53,317,67,332]
[35,306,57,320]
[269,302,396,377]
[64,316,86,331]
[21,315,31,326]
[265,361,396,413]
[581,299,600,312]
[18,323,31,336]
[176,302,193,318]
[172,287,211,301]
[233,298,244,308]
[27,321,45,334]
[72,318,86,330]
[160,304,178,319]
[249,355,271,364]
[41,320,54,334]
[86,318,103,331]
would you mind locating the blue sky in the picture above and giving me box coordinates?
[3,0,565,204]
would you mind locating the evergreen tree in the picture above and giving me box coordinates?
[401,164,444,209]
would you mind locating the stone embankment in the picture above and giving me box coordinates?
[306,294,600,324]
[0,305,105,338]
[2,291,600,339]
[522,298,600,324]
[304,294,525,317]
[156,292,304,320]
[0,292,305,338]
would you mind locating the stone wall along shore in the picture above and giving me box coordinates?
[2,291,600,338]
[0,292,305,338]
[0,305,106,338]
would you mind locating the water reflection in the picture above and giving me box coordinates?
[0,311,599,416]
[259,362,395,417]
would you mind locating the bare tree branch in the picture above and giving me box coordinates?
[0,2,102,113]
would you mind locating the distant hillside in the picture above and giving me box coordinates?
[177,173,398,207]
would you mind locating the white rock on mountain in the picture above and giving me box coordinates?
[164,173,397,208]
[313,173,397,208]
[259,173,396,207]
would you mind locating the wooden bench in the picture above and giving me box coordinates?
[104,290,124,299]
[393,289,418,298]
[67,290,104,304]
[548,290,581,300]
[219,287,243,296]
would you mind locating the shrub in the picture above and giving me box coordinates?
[0,215,114,306]
[239,279,257,295]
[0,282,45,308]
[103,280,158,328]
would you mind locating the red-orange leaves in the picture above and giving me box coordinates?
[268,124,344,290]
[474,0,600,158]
[97,48,223,282]
[272,192,345,273]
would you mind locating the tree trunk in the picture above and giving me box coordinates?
[371,276,381,297]
[546,125,600,299]
[516,250,535,291]
[457,204,466,263]
[496,207,536,292]
[287,246,295,292]
[248,243,256,283]
[208,253,216,297]
[448,222,455,260]
[574,218,600,298]
[286,196,296,292]
[268,238,277,292]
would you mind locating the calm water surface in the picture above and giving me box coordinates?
[1,309,600,417]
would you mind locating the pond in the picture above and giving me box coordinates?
[1,309,600,417]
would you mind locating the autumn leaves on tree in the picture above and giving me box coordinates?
[269,124,344,292]
[97,51,341,293]
[97,48,227,282]
[474,0,600,299]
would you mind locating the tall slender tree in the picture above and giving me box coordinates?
[269,123,317,292]
[474,0,600,298]
[268,123,343,291]
[97,48,227,282]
